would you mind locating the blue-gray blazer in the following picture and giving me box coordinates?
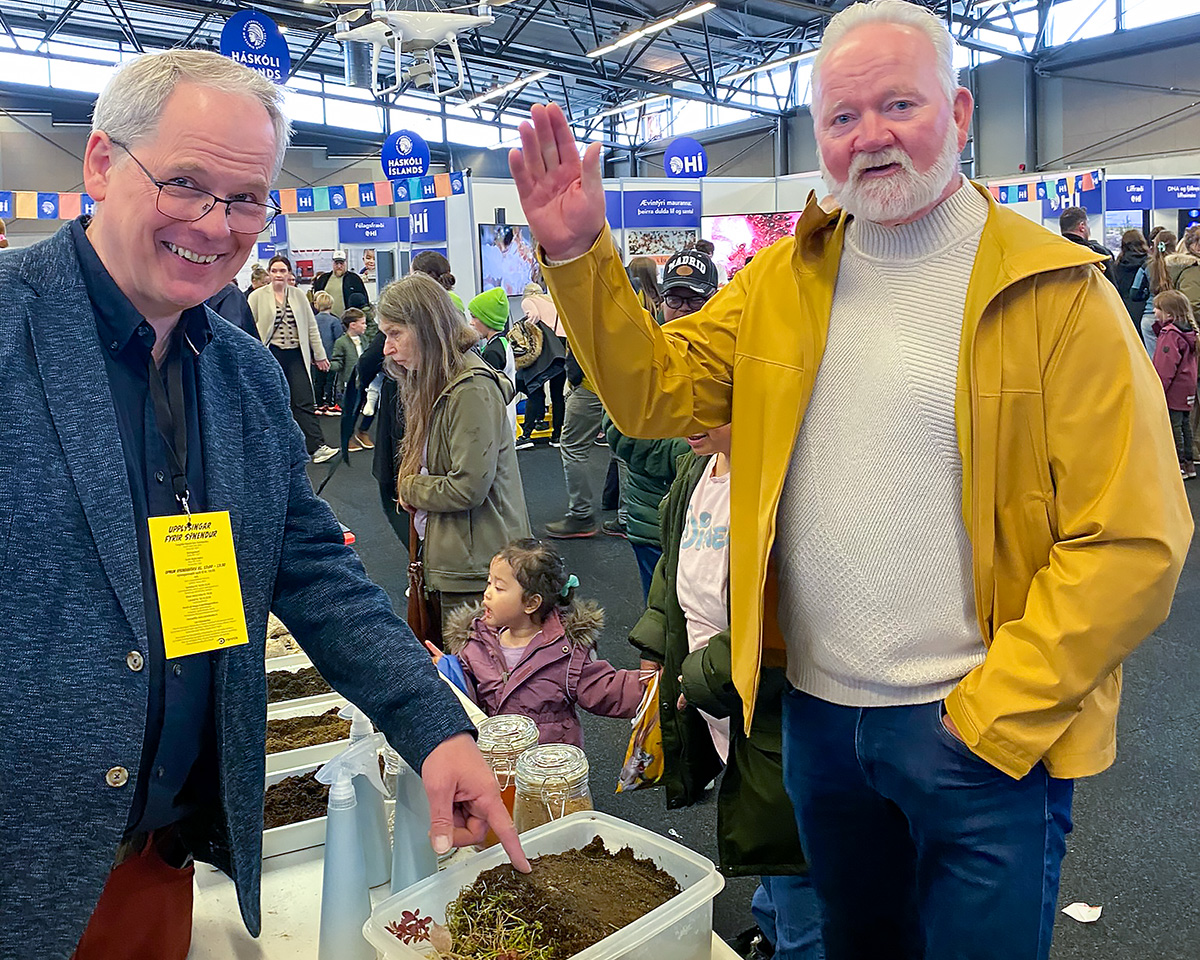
[0,226,471,958]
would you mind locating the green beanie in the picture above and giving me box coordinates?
[469,287,510,331]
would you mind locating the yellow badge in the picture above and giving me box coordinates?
[147,511,249,658]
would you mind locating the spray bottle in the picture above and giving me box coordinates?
[384,741,439,894]
[339,704,391,888]
[315,734,387,960]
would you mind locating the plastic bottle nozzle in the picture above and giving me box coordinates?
[339,704,375,742]
[317,732,388,801]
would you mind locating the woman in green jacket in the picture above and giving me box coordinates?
[629,425,823,959]
[379,274,531,627]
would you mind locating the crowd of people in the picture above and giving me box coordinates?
[2,2,1195,959]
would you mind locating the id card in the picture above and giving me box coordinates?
[147,511,250,658]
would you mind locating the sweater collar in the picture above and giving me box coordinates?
[845,176,989,264]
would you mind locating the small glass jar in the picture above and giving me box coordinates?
[476,714,539,845]
[513,743,593,834]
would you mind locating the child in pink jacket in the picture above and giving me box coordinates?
[428,538,647,747]
[1151,290,1199,479]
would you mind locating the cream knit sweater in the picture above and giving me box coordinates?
[776,179,989,706]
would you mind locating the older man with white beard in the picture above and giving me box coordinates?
[510,1,1191,957]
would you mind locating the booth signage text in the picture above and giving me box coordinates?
[220,11,290,84]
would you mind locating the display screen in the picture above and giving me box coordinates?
[701,212,802,278]
[479,224,541,295]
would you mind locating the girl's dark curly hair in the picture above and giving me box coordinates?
[495,538,577,621]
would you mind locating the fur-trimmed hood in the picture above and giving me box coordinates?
[1165,251,1199,270]
[442,599,605,655]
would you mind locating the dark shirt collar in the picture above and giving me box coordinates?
[69,215,213,361]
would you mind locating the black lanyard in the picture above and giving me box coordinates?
[146,344,191,518]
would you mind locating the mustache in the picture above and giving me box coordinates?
[847,147,914,180]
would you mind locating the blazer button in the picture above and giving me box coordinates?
[126,651,145,672]
[106,766,129,788]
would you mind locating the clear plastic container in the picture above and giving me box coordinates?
[476,714,539,844]
[363,810,725,960]
[513,742,593,832]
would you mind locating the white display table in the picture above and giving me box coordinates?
[189,846,738,959]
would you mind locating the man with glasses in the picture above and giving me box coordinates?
[0,50,526,960]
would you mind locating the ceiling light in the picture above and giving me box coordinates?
[463,70,550,108]
[574,94,669,125]
[587,2,715,59]
[724,48,816,82]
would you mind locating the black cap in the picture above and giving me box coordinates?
[662,251,718,297]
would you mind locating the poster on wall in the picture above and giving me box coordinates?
[625,228,699,268]
[348,248,376,280]
[479,224,541,295]
[702,212,802,278]
[289,248,336,280]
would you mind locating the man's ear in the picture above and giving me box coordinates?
[523,593,543,616]
[82,131,118,202]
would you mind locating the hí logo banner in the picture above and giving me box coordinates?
[622,190,701,227]
[663,137,708,178]
[382,130,431,181]
[220,11,290,84]
[409,200,447,243]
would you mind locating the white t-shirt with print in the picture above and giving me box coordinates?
[675,458,732,762]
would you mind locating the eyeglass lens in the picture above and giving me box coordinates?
[156,183,275,234]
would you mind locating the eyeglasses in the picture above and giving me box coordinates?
[664,292,711,311]
[110,138,281,236]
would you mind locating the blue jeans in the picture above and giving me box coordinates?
[781,690,1073,960]
[630,542,661,602]
[752,874,825,960]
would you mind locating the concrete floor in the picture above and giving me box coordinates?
[310,426,1200,958]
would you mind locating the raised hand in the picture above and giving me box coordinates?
[509,103,606,262]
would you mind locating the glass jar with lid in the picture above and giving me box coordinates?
[513,743,593,834]
[476,714,539,845]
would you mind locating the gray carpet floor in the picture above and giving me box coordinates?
[309,427,1200,958]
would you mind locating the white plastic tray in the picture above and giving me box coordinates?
[265,697,350,774]
[363,810,724,960]
[265,651,312,671]
[263,762,328,859]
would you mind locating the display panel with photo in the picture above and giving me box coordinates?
[625,228,699,267]
[702,212,802,278]
[479,224,541,295]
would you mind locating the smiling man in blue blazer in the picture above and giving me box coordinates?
[0,50,527,960]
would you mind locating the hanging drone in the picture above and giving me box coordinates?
[318,0,512,98]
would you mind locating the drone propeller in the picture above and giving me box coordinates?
[319,8,369,28]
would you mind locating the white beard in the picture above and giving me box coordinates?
[821,122,963,225]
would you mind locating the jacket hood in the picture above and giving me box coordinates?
[1165,252,1199,269]
[1154,319,1198,344]
[1115,250,1147,268]
[442,599,605,654]
[440,350,516,404]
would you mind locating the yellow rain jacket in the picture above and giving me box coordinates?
[542,183,1191,780]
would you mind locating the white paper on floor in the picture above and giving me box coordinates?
[668,829,682,839]
[1062,902,1103,923]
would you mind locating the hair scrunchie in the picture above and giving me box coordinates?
[560,574,579,597]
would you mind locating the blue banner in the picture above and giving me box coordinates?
[605,190,622,228]
[338,217,399,244]
[450,172,466,195]
[397,216,410,243]
[358,182,377,207]
[327,185,347,210]
[382,130,431,180]
[1105,178,1152,211]
[420,178,437,200]
[37,193,59,219]
[393,180,410,203]
[270,214,288,245]
[1017,184,1029,203]
[256,241,281,260]
[295,188,314,213]
[81,193,95,216]
[663,137,708,178]
[1153,178,1200,208]
[409,200,447,243]
[622,190,701,228]
[1042,185,1101,220]
[220,10,290,84]
[0,191,11,217]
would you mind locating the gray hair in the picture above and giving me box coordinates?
[813,0,960,107]
[92,49,291,180]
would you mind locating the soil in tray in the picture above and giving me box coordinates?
[265,708,350,754]
[394,836,681,959]
[267,665,333,703]
[263,771,329,829]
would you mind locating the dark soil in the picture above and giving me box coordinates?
[263,771,329,829]
[267,666,333,703]
[448,836,681,959]
[265,708,350,753]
